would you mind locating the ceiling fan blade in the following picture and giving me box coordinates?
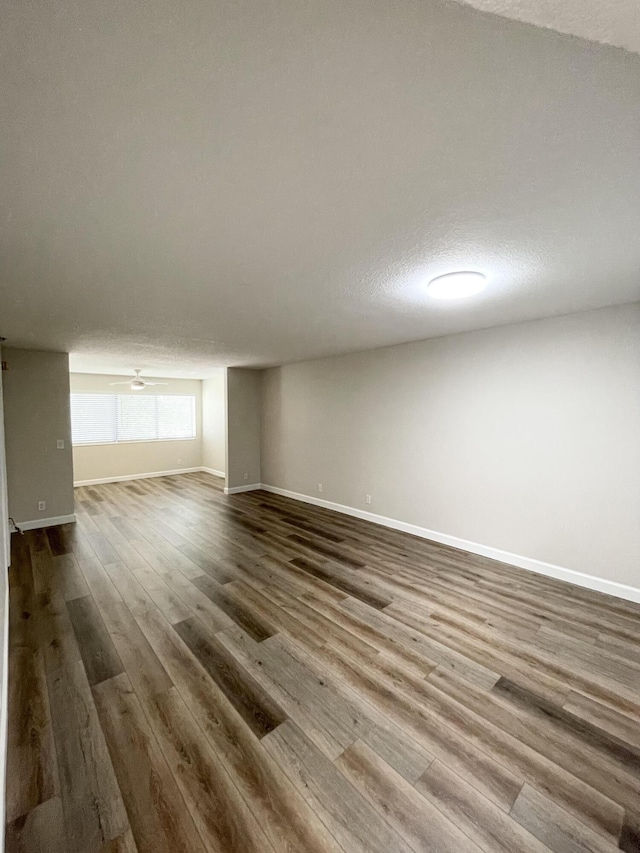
[109,381,134,385]
[145,382,168,386]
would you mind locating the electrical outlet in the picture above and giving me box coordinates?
[365,494,371,505]
[56,439,65,449]
[38,501,46,511]
[318,483,323,493]
[243,472,249,480]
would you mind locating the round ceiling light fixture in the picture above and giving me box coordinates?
[427,271,486,300]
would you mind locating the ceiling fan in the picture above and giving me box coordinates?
[109,369,168,391]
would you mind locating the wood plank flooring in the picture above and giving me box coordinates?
[6,472,640,853]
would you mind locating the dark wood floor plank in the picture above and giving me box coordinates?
[163,573,237,633]
[27,529,55,594]
[92,516,153,570]
[53,554,91,602]
[345,642,626,842]
[264,720,414,853]
[299,635,524,813]
[77,555,123,609]
[532,626,640,691]
[353,597,500,687]
[278,513,346,542]
[220,578,328,648]
[336,740,485,853]
[291,556,391,609]
[46,525,73,557]
[384,599,589,706]
[101,602,173,701]
[135,607,345,853]
[415,759,556,853]
[288,535,365,568]
[42,591,129,852]
[98,829,139,851]
[220,626,358,757]
[259,585,381,659]
[142,686,275,853]
[108,516,141,542]
[509,783,621,853]
[426,669,640,833]
[7,475,640,852]
[102,561,157,616]
[86,532,120,567]
[5,796,66,853]
[177,542,238,584]
[92,673,207,853]
[302,590,438,675]
[563,691,640,751]
[9,531,34,590]
[492,676,640,773]
[127,533,203,581]
[265,632,436,783]
[620,812,640,853]
[126,557,191,624]
[6,645,58,821]
[190,575,276,641]
[67,595,124,687]
[173,617,286,737]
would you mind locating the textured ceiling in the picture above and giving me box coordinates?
[1,0,640,376]
[455,0,640,56]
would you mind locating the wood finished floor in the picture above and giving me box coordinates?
[6,472,640,853]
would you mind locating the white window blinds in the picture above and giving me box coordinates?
[70,394,196,445]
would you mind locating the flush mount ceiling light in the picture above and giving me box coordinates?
[427,271,486,300]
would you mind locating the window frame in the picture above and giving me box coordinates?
[70,392,197,447]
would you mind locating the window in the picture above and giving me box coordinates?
[70,394,196,445]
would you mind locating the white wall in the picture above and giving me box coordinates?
[0,356,9,568]
[202,370,226,475]
[3,349,75,525]
[0,354,10,851]
[70,373,202,483]
[261,303,640,590]
[226,368,261,491]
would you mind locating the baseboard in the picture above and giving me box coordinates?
[224,483,261,495]
[260,484,640,605]
[16,513,77,531]
[74,467,203,486]
[200,467,225,478]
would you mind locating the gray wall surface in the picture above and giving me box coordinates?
[261,303,640,587]
[3,348,75,524]
[226,368,261,490]
[202,371,226,475]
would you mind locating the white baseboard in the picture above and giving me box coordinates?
[200,467,225,478]
[224,483,261,495]
[260,484,640,605]
[17,513,77,531]
[74,467,203,486]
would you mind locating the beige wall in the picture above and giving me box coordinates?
[226,368,261,490]
[3,348,75,524]
[202,371,226,475]
[0,352,9,567]
[70,373,202,483]
[261,303,640,588]
[0,353,9,836]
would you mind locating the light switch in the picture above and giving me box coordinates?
[57,439,65,449]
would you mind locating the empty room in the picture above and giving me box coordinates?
[1,0,639,852]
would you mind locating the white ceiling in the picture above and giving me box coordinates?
[456,0,640,56]
[1,0,639,378]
